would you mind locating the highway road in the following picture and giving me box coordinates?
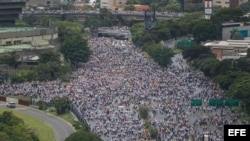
[0,103,75,141]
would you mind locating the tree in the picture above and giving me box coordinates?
[126,0,139,4]
[179,12,204,34]
[130,22,160,46]
[51,96,71,115]
[72,121,90,131]
[148,126,158,139]
[99,8,116,27]
[213,71,249,90]
[239,1,250,13]
[35,62,71,81]
[237,57,250,72]
[15,20,28,27]
[143,43,174,67]
[181,45,211,60]
[0,51,19,69]
[84,17,100,29]
[212,59,234,76]
[11,69,38,83]
[138,105,149,119]
[60,35,92,66]
[230,28,244,40]
[192,19,219,42]
[54,20,84,42]
[227,75,250,115]
[197,57,220,77]
[124,4,135,11]
[211,7,244,23]
[184,2,204,12]
[0,111,39,141]
[39,52,61,64]
[138,0,155,5]
[65,129,102,141]
[247,48,250,58]
[155,20,171,40]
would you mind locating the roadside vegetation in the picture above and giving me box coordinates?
[0,109,55,141]
[1,0,250,140]
[180,47,250,120]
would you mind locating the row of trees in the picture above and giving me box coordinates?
[138,105,158,140]
[0,20,92,83]
[37,96,102,141]
[130,6,250,48]
[0,111,39,141]
[181,46,250,117]
[130,22,175,67]
[126,0,205,12]
[0,51,72,83]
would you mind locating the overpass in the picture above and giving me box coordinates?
[22,10,182,22]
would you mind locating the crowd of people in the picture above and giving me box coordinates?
[0,33,241,140]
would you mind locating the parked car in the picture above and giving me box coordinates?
[7,102,15,108]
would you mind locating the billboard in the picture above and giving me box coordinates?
[144,10,156,31]
[205,0,212,19]
[205,0,212,9]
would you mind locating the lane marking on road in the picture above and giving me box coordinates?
[12,107,30,110]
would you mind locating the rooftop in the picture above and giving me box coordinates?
[0,44,31,53]
[0,0,26,2]
[0,44,55,53]
[204,40,250,48]
[0,27,46,33]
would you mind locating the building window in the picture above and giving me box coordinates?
[46,1,51,7]
[14,40,21,45]
[6,41,11,46]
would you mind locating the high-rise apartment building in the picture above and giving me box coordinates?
[0,0,26,25]
[26,0,61,8]
[100,0,127,9]
[213,0,247,8]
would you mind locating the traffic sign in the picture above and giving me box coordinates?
[225,99,239,107]
[191,99,202,106]
[209,99,223,106]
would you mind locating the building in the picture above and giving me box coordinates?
[0,27,58,65]
[100,0,127,10]
[0,27,58,47]
[26,0,61,8]
[134,5,149,11]
[204,40,249,60]
[213,0,247,8]
[222,22,250,40]
[0,0,26,26]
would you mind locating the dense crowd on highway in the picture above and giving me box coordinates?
[22,9,183,17]
[0,30,241,140]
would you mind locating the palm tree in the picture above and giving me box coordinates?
[230,28,239,39]
[230,28,244,40]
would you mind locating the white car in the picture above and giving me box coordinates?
[7,102,15,108]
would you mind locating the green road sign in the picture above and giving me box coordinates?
[209,99,223,106]
[225,99,239,107]
[191,99,202,106]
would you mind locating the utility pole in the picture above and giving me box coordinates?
[180,0,184,13]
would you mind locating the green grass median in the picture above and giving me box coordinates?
[0,107,56,141]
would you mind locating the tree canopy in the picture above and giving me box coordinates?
[39,52,61,64]
[192,20,219,42]
[227,76,250,114]
[61,35,92,66]
[51,96,71,115]
[0,111,39,141]
[65,129,102,141]
[54,20,84,42]
[138,105,149,119]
